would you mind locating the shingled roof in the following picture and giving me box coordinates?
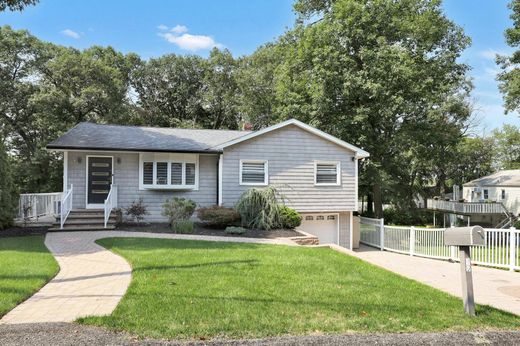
[46,122,250,153]
[463,170,520,187]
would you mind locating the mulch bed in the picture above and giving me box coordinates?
[117,223,303,239]
[0,226,49,237]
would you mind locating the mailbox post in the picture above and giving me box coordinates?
[444,226,486,316]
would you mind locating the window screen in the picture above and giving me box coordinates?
[316,163,338,184]
[241,161,266,184]
[143,162,153,185]
[185,163,196,185]
[171,163,182,185]
[156,162,168,185]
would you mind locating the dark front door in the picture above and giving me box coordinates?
[87,157,112,205]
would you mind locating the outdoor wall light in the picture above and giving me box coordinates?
[117,157,122,164]
[77,157,82,164]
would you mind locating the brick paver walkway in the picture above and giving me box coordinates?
[0,231,294,324]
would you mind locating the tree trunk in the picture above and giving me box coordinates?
[367,193,373,215]
[373,182,383,218]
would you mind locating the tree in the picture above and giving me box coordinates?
[131,54,206,127]
[269,0,472,216]
[0,0,37,11]
[491,124,520,169]
[201,48,240,129]
[0,135,17,229]
[498,0,520,113]
[447,136,495,187]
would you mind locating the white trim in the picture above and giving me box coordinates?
[314,161,341,186]
[218,154,223,205]
[354,157,359,211]
[349,211,353,250]
[214,119,370,158]
[63,151,68,192]
[239,160,269,186]
[86,155,114,209]
[138,153,199,190]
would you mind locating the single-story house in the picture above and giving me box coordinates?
[46,119,369,249]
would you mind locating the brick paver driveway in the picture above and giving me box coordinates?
[0,231,294,324]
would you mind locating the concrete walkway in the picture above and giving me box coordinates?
[0,231,295,324]
[331,244,520,316]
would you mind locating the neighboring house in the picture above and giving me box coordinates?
[46,119,369,249]
[427,170,520,228]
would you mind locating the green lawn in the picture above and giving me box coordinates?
[80,238,520,340]
[0,236,59,317]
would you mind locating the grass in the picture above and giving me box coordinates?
[0,236,59,317]
[79,238,520,340]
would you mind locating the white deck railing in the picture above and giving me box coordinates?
[360,216,519,271]
[60,185,73,229]
[18,192,62,220]
[426,199,507,214]
[103,184,117,228]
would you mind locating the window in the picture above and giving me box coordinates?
[483,189,489,200]
[140,153,198,190]
[240,160,268,185]
[315,161,340,185]
[316,215,325,221]
[171,163,182,185]
[156,162,168,185]
[143,162,153,185]
[501,189,506,200]
[305,216,313,221]
[327,215,336,220]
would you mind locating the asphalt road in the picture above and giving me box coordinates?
[1,323,519,345]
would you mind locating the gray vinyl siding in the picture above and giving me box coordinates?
[221,124,357,212]
[338,212,351,248]
[67,151,218,222]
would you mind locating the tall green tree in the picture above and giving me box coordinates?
[0,0,37,11]
[131,54,206,127]
[269,0,472,216]
[491,124,520,169]
[498,0,520,113]
[0,135,17,229]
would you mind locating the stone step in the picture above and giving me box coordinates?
[48,225,116,232]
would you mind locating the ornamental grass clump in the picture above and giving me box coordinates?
[235,186,283,230]
[162,198,197,233]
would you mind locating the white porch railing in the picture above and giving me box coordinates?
[360,216,520,271]
[104,184,117,228]
[18,192,62,220]
[426,199,507,214]
[60,185,73,229]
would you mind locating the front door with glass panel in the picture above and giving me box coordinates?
[87,157,113,207]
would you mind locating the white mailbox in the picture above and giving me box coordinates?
[444,226,485,247]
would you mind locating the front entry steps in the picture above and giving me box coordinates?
[48,209,117,231]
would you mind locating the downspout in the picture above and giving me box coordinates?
[218,154,223,206]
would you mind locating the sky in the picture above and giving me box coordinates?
[1,0,519,132]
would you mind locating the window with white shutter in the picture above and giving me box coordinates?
[140,153,198,190]
[240,160,268,185]
[315,162,340,185]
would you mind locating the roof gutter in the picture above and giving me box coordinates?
[45,145,223,154]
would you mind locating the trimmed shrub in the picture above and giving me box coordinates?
[225,226,247,235]
[125,198,149,224]
[162,197,196,225]
[197,205,240,228]
[383,207,432,226]
[279,205,302,229]
[0,138,17,230]
[171,220,194,234]
[235,187,282,230]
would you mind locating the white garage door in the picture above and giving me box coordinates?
[298,214,339,244]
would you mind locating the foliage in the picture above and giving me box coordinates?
[0,136,17,229]
[0,236,58,317]
[491,124,520,170]
[0,0,37,11]
[224,226,247,235]
[82,238,520,339]
[497,0,520,113]
[125,198,149,224]
[235,187,282,230]
[514,220,520,229]
[278,205,302,229]
[161,197,196,225]
[197,205,240,228]
[383,207,432,227]
[171,220,194,234]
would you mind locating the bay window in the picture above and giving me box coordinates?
[139,153,199,190]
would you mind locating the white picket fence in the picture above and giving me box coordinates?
[360,216,520,271]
